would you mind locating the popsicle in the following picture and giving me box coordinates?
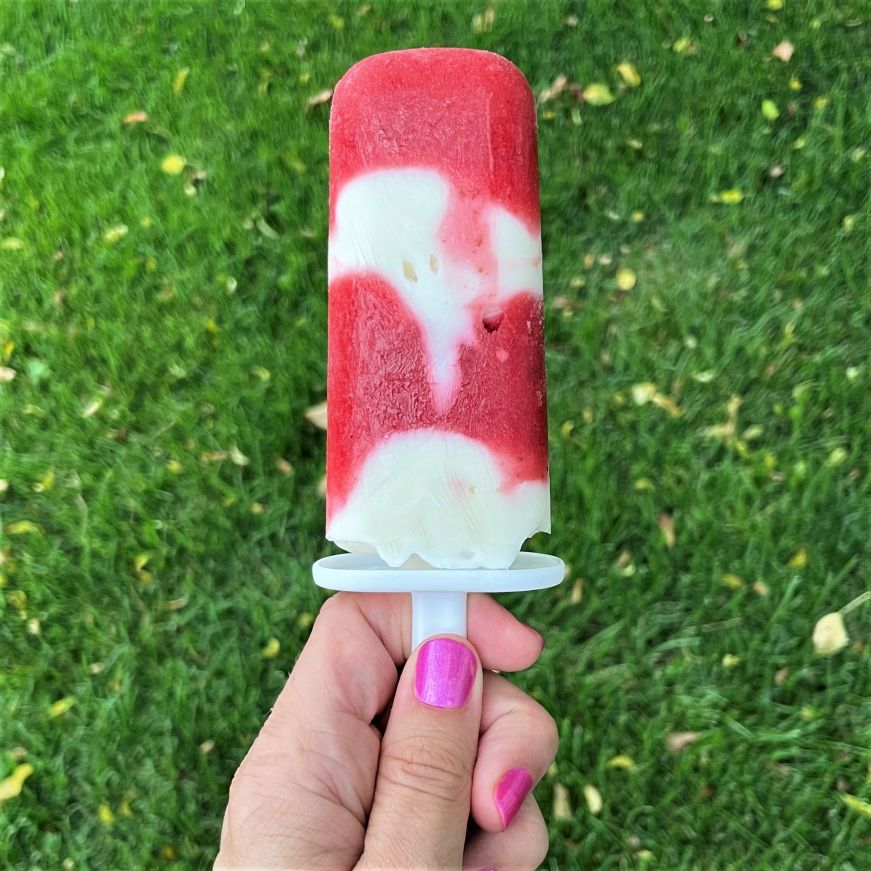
[325,48,550,571]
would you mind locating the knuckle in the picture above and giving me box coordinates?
[522,697,559,761]
[380,733,472,805]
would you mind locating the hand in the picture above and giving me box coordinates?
[215,592,558,870]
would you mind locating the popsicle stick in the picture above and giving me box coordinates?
[411,591,468,648]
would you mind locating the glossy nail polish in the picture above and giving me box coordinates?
[494,767,533,829]
[414,637,477,709]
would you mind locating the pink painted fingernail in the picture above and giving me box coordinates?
[494,767,533,829]
[414,638,477,709]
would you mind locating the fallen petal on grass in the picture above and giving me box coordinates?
[553,783,573,820]
[306,88,333,108]
[667,732,700,752]
[772,40,794,62]
[122,110,149,124]
[583,783,603,814]
[305,400,328,430]
[812,612,848,655]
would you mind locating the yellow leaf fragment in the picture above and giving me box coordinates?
[789,76,802,91]
[616,267,637,290]
[713,189,744,205]
[616,61,641,87]
[0,764,34,802]
[812,612,848,656]
[305,400,328,430]
[49,697,75,718]
[651,393,682,417]
[103,224,129,245]
[570,578,583,604]
[722,653,741,668]
[1,238,24,250]
[583,783,603,815]
[583,83,615,106]
[766,0,783,8]
[607,755,636,769]
[161,154,186,175]
[788,548,807,569]
[753,580,770,597]
[553,783,573,820]
[172,66,190,95]
[122,110,149,125]
[722,573,744,590]
[471,7,496,33]
[229,445,249,466]
[772,40,794,62]
[762,99,780,121]
[261,637,280,659]
[631,210,645,222]
[34,470,55,493]
[827,447,848,467]
[631,382,657,405]
[98,803,115,825]
[6,520,41,536]
[843,794,871,819]
[82,398,102,418]
[297,612,314,630]
[658,514,676,548]
[672,36,696,55]
[166,459,183,474]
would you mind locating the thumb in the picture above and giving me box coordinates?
[359,635,482,870]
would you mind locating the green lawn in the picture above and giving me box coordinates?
[1,0,869,867]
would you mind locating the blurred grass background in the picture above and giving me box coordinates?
[1,0,869,867]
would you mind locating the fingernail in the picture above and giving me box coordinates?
[414,638,477,709]
[494,767,533,829]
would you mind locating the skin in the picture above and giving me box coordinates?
[215,593,559,870]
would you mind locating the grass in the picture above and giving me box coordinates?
[1,0,869,867]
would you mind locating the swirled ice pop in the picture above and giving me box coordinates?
[326,48,550,569]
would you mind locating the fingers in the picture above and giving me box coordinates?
[357,591,544,672]
[359,635,482,870]
[471,672,559,832]
[463,796,550,871]
[284,591,542,728]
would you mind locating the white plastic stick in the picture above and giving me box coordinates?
[411,591,467,648]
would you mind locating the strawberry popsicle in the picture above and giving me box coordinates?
[326,48,550,570]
